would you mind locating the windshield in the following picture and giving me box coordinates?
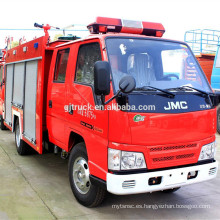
[106,38,212,93]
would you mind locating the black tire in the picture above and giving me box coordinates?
[68,142,106,207]
[0,115,6,130]
[15,119,29,155]
[217,105,220,134]
[162,187,181,193]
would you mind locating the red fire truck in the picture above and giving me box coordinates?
[0,49,6,130]
[3,17,219,207]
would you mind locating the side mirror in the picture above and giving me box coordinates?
[94,61,111,96]
[119,76,136,93]
[104,75,136,105]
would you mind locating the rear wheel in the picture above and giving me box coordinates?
[68,142,106,207]
[15,119,29,155]
[217,105,220,134]
[0,115,6,130]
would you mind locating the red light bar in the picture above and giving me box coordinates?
[87,17,165,37]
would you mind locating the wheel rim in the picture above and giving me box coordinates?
[73,157,91,194]
[15,123,21,148]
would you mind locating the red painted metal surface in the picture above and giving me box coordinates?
[6,37,45,63]
[109,108,216,146]
[127,109,216,146]
[109,108,216,169]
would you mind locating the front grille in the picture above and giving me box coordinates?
[122,180,136,189]
[176,153,195,159]
[153,153,195,163]
[209,167,217,175]
[146,141,201,169]
[153,156,175,162]
[150,143,197,152]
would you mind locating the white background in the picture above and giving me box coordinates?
[0,0,220,48]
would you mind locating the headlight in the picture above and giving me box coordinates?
[108,148,146,170]
[198,141,216,161]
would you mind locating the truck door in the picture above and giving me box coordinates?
[47,48,70,147]
[66,41,109,177]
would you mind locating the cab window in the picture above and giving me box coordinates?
[54,48,70,82]
[75,43,102,85]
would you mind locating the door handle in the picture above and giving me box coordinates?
[49,100,52,108]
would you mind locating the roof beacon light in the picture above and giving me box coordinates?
[87,17,165,37]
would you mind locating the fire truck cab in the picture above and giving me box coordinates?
[3,17,219,207]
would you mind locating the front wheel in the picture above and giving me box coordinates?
[68,143,106,207]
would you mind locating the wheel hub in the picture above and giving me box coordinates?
[73,157,91,194]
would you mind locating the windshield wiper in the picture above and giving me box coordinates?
[168,86,213,95]
[135,86,175,98]
[181,85,213,95]
[182,85,215,106]
[169,85,214,106]
[183,85,214,106]
[167,87,192,92]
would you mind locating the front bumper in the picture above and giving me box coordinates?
[107,161,218,195]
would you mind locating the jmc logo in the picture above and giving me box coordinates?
[164,101,188,110]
